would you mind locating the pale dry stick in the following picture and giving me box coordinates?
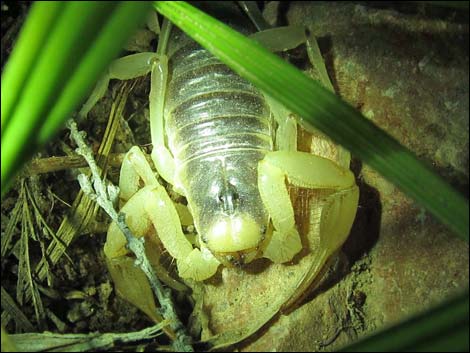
[24,152,153,175]
[67,120,193,352]
[10,319,168,352]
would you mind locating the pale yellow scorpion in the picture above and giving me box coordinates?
[81,2,359,324]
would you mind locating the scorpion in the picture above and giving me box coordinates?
[81,1,359,341]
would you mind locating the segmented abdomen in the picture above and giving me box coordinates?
[165,38,273,168]
[164,28,273,238]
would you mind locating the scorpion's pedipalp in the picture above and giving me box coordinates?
[104,185,175,321]
[142,185,193,259]
[177,246,220,281]
[140,184,221,281]
[119,146,159,203]
[259,150,359,313]
[281,184,359,313]
[265,151,356,190]
[258,159,302,263]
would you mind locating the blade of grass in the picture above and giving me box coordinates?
[423,1,470,10]
[1,1,152,197]
[37,2,154,146]
[340,289,469,352]
[1,2,65,131]
[153,1,468,242]
[2,2,119,188]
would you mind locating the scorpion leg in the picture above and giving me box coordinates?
[241,1,308,53]
[79,52,159,119]
[258,151,359,310]
[249,25,308,53]
[148,19,181,190]
[148,53,177,187]
[105,147,220,321]
[79,10,162,119]
[244,2,332,93]
[245,10,338,154]
[265,95,298,152]
[78,19,181,188]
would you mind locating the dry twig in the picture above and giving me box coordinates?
[67,120,193,352]
[10,320,168,352]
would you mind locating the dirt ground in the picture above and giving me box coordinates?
[1,2,468,352]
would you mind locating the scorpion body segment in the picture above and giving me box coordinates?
[165,20,273,264]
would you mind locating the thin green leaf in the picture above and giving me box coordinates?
[153,1,468,241]
[37,2,154,146]
[340,290,469,352]
[1,2,65,131]
[1,1,152,197]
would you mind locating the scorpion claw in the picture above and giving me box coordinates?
[263,229,302,264]
[178,248,220,281]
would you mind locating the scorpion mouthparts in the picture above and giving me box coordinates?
[212,248,259,268]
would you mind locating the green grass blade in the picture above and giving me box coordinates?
[153,1,469,242]
[340,290,469,352]
[1,2,66,132]
[2,1,119,192]
[1,1,152,196]
[423,1,470,9]
[37,2,153,146]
